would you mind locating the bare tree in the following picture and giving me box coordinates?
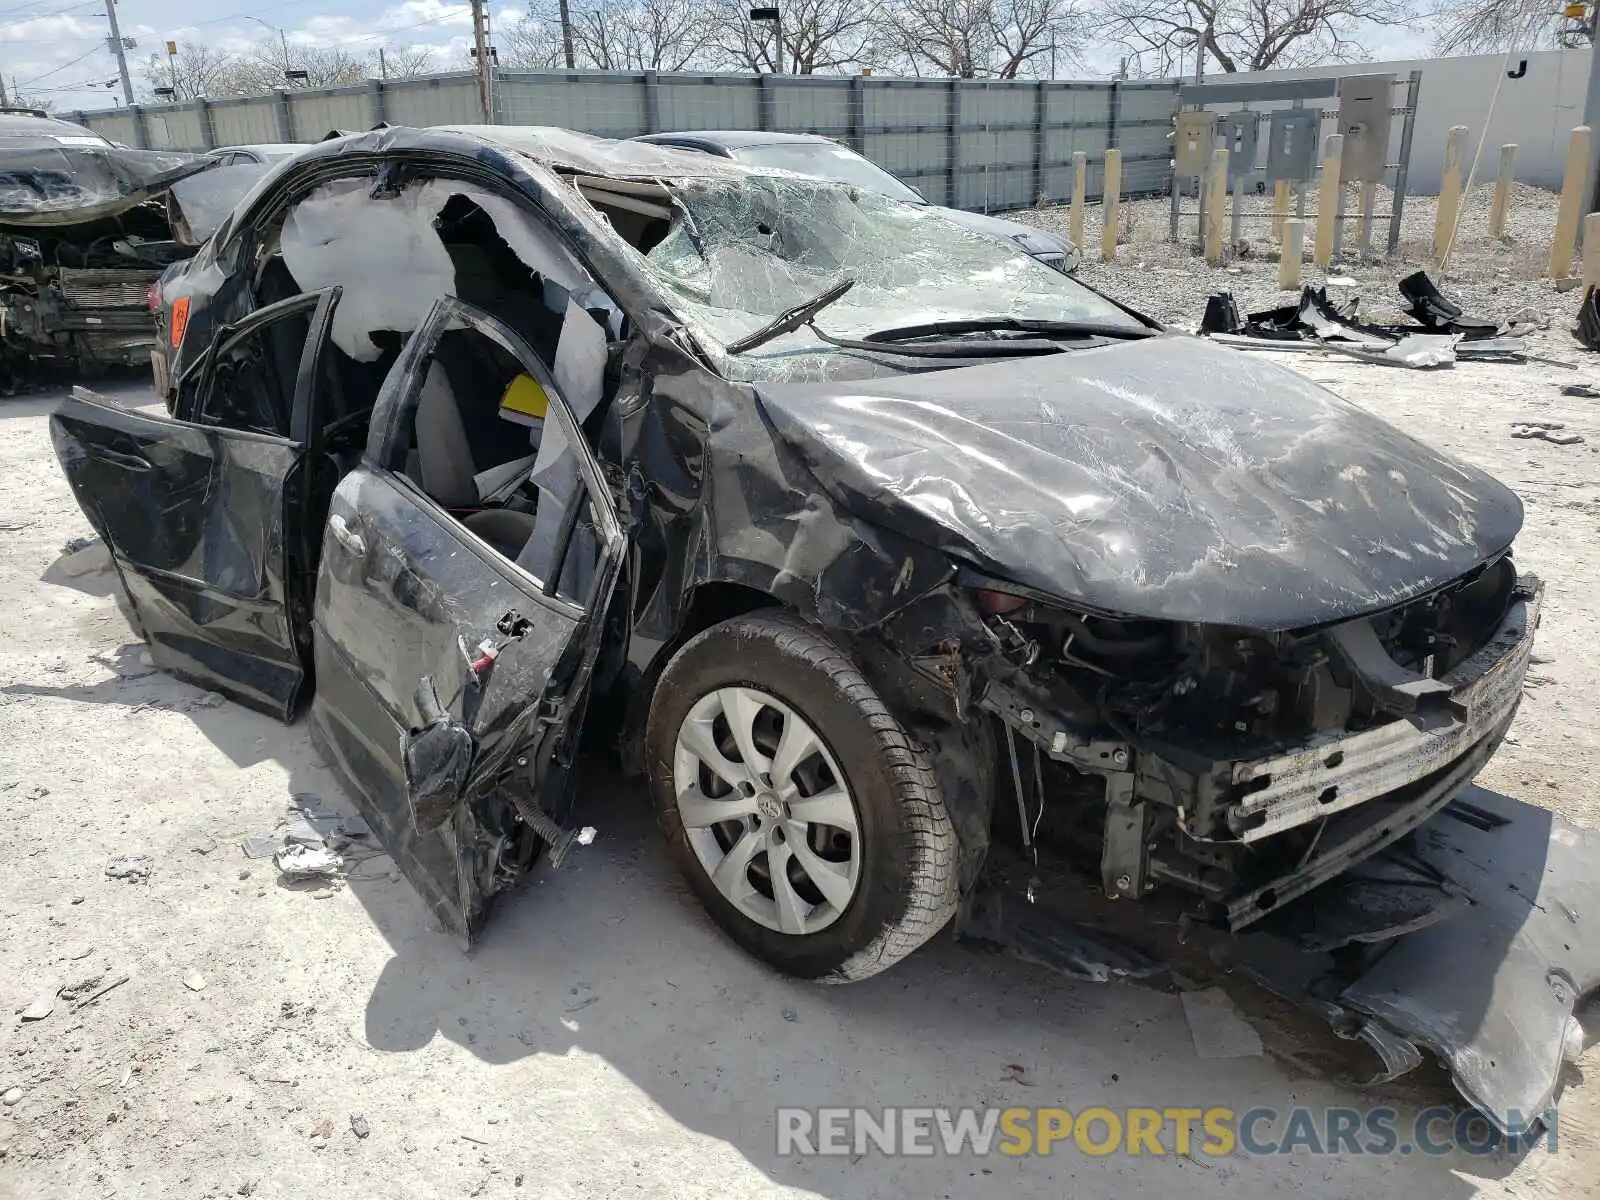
[501,10,566,68]
[993,0,1086,75]
[707,0,886,74]
[1427,0,1587,53]
[9,89,56,111]
[138,43,239,101]
[543,0,715,70]
[1106,0,1411,77]
[215,41,371,94]
[878,0,1082,77]
[377,45,440,77]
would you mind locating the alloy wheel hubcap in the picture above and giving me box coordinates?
[673,686,861,935]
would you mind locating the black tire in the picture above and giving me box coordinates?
[645,611,959,982]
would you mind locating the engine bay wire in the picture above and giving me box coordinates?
[1004,724,1031,855]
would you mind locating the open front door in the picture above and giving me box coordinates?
[309,297,625,944]
[49,287,342,719]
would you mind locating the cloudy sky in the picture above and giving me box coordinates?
[1,0,1435,114]
[0,0,493,110]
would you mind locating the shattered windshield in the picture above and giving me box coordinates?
[638,176,1139,381]
[728,142,925,204]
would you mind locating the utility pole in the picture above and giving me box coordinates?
[558,0,575,68]
[469,0,492,122]
[103,0,135,106]
[378,48,387,80]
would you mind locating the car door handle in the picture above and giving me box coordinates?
[87,446,150,472]
[328,513,367,558]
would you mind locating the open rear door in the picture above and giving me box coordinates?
[50,287,342,719]
[308,296,625,944]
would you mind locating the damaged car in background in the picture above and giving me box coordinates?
[0,109,249,389]
[49,124,1597,1135]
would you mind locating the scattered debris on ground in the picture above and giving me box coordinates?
[18,985,57,1021]
[1511,421,1585,445]
[243,794,383,885]
[1199,274,1530,367]
[104,855,153,882]
[273,844,344,882]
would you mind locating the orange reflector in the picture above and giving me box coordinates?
[169,296,190,349]
[1565,2,1586,17]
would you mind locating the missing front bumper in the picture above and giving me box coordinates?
[1224,576,1541,845]
[1214,577,1541,930]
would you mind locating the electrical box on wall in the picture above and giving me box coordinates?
[1174,110,1217,179]
[1337,72,1395,184]
[1216,112,1260,180]
[1265,110,1319,183]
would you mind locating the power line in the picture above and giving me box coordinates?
[0,0,97,20]
[17,42,99,86]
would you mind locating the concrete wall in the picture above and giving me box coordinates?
[1214,49,1590,192]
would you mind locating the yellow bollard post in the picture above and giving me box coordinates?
[1101,148,1122,262]
[1488,143,1516,239]
[1204,147,1228,265]
[1583,212,1600,288]
[1069,150,1086,252]
[1433,125,1468,262]
[1272,179,1290,242]
[1549,126,1591,278]
[1314,133,1343,268]
[1279,218,1304,290]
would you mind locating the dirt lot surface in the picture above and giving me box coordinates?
[5,231,1600,1198]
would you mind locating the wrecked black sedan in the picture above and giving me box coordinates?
[0,111,230,387]
[51,125,1597,1129]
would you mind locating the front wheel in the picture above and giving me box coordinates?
[645,611,959,982]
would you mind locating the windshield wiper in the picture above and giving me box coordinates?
[809,326,1068,358]
[724,276,856,354]
[859,317,1158,343]
[804,315,1159,359]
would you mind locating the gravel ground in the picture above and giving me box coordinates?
[1014,181,1574,331]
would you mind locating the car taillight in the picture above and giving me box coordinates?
[146,282,160,311]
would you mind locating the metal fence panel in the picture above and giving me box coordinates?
[289,89,375,141]
[498,73,648,136]
[209,98,284,146]
[142,105,205,150]
[385,75,481,126]
[960,80,1035,127]
[659,75,759,131]
[80,111,141,146]
[773,79,849,134]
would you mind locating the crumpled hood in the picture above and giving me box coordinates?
[0,145,214,228]
[754,334,1523,629]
